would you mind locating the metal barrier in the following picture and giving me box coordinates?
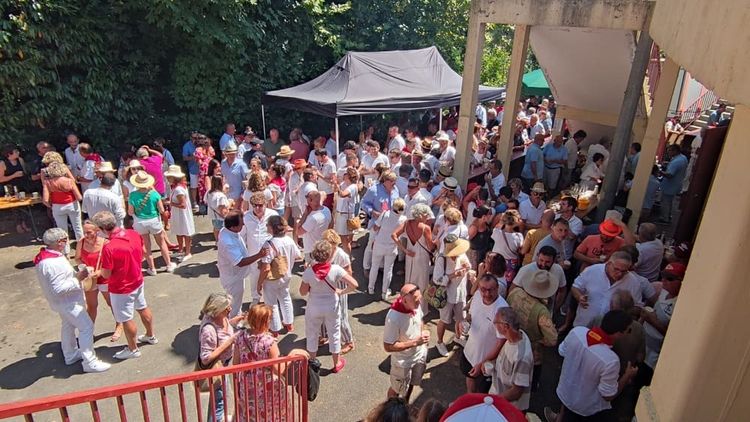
[0,355,308,422]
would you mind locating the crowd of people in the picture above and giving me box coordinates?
[19,96,702,421]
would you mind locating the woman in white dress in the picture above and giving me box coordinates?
[491,209,524,284]
[165,165,195,262]
[332,167,359,255]
[300,240,358,373]
[393,203,435,315]
[257,215,303,336]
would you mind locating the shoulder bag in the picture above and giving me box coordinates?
[80,246,103,291]
[194,323,225,393]
[266,239,289,281]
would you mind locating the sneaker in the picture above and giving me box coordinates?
[333,357,346,373]
[145,268,158,277]
[64,351,82,365]
[436,342,449,357]
[113,347,141,360]
[83,359,111,373]
[165,262,177,273]
[544,406,558,422]
[137,334,159,345]
[454,336,467,347]
[368,287,375,295]
[180,254,192,263]
[381,289,391,301]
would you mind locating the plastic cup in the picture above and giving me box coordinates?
[483,361,494,376]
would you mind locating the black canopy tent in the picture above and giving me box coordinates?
[260,46,505,156]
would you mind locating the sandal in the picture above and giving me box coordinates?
[110,326,123,342]
[333,358,346,373]
[283,323,294,333]
[341,343,355,355]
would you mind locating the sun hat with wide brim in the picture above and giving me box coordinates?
[599,219,623,237]
[277,145,295,157]
[531,182,546,193]
[435,131,450,142]
[444,235,470,257]
[126,159,142,169]
[442,177,458,191]
[130,170,155,189]
[222,141,238,153]
[438,164,453,178]
[163,164,186,179]
[96,161,116,173]
[520,269,558,299]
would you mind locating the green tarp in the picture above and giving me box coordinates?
[522,68,551,97]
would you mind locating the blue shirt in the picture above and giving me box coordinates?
[219,133,234,152]
[163,149,175,166]
[543,144,568,169]
[182,141,198,175]
[361,184,400,228]
[221,159,248,199]
[644,175,660,209]
[522,143,544,180]
[660,154,688,195]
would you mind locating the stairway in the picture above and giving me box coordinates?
[687,101,735,131]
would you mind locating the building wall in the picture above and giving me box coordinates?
[650,0,750,105]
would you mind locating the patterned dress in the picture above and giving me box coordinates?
[235,331,287,422]
[195,146,215,204]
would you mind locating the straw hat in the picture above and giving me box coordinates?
[421,139,434,151]
[277,145,295,157]
[222,141,238,153]
[96,161,116,173]
[126,159,142,169]
[163,164,186,179]
[444,234,470,257]
[519,269,557,299]
[531,182,546,193]
[435,131,450,142]
[129,170,155,189]
[442,177,458,191]
[438,165,453,178]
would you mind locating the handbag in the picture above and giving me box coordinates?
[80,247,103,291]
[194,324,225,392]
[267,240,288,281]
[346,215,362,231]
[424,255,448,309]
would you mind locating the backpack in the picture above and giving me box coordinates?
[266,239,288,281]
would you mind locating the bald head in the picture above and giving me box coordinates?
[400,284,417,296]
[638,223,657,242]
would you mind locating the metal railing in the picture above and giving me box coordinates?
[0,355,308,422]
[679,89,719,125]
[646,42,662,106]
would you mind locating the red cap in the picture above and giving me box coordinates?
[663,262,687,279]
[599,219,622,237]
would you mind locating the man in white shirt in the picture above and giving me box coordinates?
[218,211,268,318]
[383,284,429,402]
[360,140,389,186]
[632,223,664,282]
[519,183,546,229]
[547,310,637,421]
[555,196,583,261]
[325,129,338,159]
[64,133,84,178]
[528,114,546,138]
[462,274,509,393]
[571,252,645,328]
[387,125,406,153]
[243,192,277,303]
[484,160,506,202]
[83,174,126,227]
[563,130,587,188]
[297,190,332,263]
[313,149,336,210]
[404,177,430,216]
[297,168,319,215]
[490,307,534,412]
[475,103,487,127]
[587,138,611,172]
[86,161,123,198]
[435,131,456,167]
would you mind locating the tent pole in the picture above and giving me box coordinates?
[261,105,267,140]
[360,116,363,134]
[335,117,340,159]
[438,108,443,132]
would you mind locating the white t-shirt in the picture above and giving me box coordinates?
[432,253,469,304]
[440,146,456,164]
[565,139,579,169]
[373,210,407,254]
[490,173,506,196]
[388,135,406,153]
[242,209,275,255]
[555,213,583,260]
[556,326,619,416]
[464,296,509,366]
[384,307,427,368]
[288,172,303,207]
[268,183,284,209]
[331,247,351,271]
[242,188,273,206]
[491,229,524,260]
[362,153,389,184]
[301,208,332,254]
[301,264,347,309]
[491,331,533,411]
[217,228,250,284]
[336,183,359,215]
[572,264,645,328]
[519,199,546,226]
[315,160,337,194]
[260,236,302,279]
[204,191,229,220]
[297,181,318,211]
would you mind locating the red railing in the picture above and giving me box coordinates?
[679,88,719,125]
[0,355,308,422]
[646,42,662,106]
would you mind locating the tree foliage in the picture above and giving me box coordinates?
[1,0,526,156]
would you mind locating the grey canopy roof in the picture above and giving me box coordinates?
[261,46,505,118]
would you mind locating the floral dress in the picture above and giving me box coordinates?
[235,331,287,422]
[195,146,214,204]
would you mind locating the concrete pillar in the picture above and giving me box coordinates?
[636,104,750,421]
[454,10,486,188]
[596,31,653,221]
[626,57,680,229]
[497,24,530,180]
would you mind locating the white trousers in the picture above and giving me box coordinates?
[305,303,341,354]
[245,265,261,302]
[262,277,294,332]
[57,300,97,367]
[363,228,375,270]
[369,248,398,294]
[222,277,245,319]
[52,202,83,241]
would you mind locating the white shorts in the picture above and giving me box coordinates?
[189,173,199,189]
[134,216,164,235]
[110,284,147,323]
[334,212,352,235]
[439,302,466,325]
[390,361,426,396]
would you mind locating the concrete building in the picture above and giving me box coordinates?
[457,0,750,420]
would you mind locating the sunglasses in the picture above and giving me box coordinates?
[531,192,541,196]
[252,203,265,208]
[408,185,419,189]
[405,286,420,296]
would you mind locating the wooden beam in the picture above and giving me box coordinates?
[626,57,679,228]
[555,104,648,132]
[497,24,530,180]
[454,10,486,188]
[475,0,653,31]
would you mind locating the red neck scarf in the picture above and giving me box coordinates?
[586,327,614,347]
[312,262,331,281]
[85,153,102,163]
[391,296,415,316]
[34,248,61,265]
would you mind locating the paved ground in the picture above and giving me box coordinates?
[0,217,562,421]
